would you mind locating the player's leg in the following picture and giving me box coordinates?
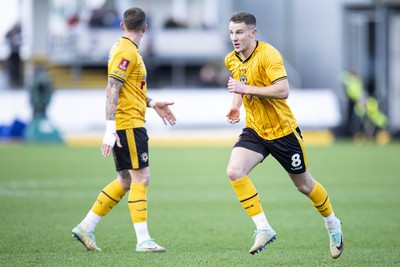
[227,145,277,255]
[307,177,343,259]
[282,128,343,258]
[121,127,166,253]
[126,167,165,253]
[72,174,127,251]
[289,171,343,258]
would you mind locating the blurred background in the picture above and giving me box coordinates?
[0,0,399,145]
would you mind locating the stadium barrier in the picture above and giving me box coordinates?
[0,88,340,145]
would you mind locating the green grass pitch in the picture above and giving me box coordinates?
[0,141,399,266]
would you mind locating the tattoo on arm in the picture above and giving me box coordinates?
[105,77,124,120]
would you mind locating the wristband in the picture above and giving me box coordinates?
[105,120,116,133]
[103,120,116,147]
[149,99,157,108]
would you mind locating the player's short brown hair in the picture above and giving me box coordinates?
[123,7,146,31]
[230,12,256,27]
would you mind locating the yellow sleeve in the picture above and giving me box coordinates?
[109,46,137,83]
[265,47,287,83]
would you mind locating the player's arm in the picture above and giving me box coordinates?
[227,77,289,99]
[226,93,242,124]
[105,77,123,120]
[101,77,124,157]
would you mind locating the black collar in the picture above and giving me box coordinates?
[122,37,138,49]
[235,41,258,63]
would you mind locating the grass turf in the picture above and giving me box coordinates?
[0,141,399,266]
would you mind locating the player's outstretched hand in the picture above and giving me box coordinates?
[154,102,177,126]
[226,107,240,124]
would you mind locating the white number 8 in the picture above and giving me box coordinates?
[291,153,302,167]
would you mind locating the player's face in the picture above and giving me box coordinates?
[229,22,256,55]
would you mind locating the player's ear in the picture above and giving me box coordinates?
[120,22,124,31]
[251,28,257,39]
[142,23,148,33]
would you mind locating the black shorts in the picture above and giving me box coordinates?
[112,127,149,171]
[234,127,308,174]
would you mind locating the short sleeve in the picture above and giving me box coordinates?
[109,48,137,83]
[265,47,287,83]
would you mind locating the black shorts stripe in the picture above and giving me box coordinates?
[240,193,258,203]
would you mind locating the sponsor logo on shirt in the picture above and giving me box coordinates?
[118,58,130,71]
[114,70,126,78]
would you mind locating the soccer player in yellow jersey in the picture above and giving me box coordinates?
[72,7,176,253]
[224,12,343,258]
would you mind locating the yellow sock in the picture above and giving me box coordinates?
[91,179,126,217]
[307,180,333,217]
[231,176,263,217]
[128,183,148,223]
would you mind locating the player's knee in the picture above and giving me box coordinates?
[290,172,314,195]
[133,168,150,185]
[226,165,244,181]
[296,183,311,194]
[295,179,314,195]
[139,175,150,185]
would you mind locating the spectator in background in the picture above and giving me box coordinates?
[341,68,389,143]
[5,22,22,88]
[163,16,187,29]
[340,68,364,137]
[89,8,119,28]
[30,60,53,118]
[199,63,219,88]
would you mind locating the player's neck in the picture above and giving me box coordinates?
[239,41,257,60]
[123,32,142,47]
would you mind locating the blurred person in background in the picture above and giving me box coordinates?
[24,59,63,143]
[72,7,176,253]
[5,22,22,88]
[224,12,343,258]
[29,59,53,118]
[340,69,389,144]
[199,63,220,88]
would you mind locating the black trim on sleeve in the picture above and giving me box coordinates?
[109,74,126,84]
[271,76,288,84]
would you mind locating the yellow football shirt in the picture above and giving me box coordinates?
[225,41,298,140]
[108,37,147,129]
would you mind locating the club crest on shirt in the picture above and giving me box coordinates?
[118,58,130,71]
[240,75,248,84]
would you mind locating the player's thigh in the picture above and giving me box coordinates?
[227,147,264,180]
[270,130,308,174]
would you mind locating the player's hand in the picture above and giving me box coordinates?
[226,107,240,124]
[154,102,177,126]
[227,77,246,94]
[101,132,121,157]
